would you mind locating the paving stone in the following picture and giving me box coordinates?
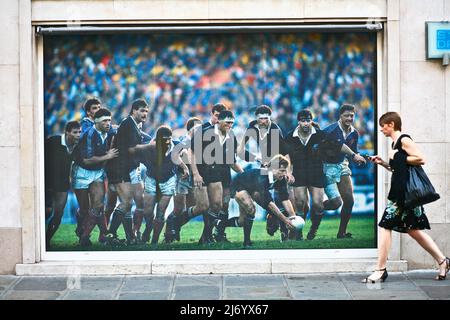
[286,279,346,290]
[175,275,222,287]
[287,279,351,300]
[77,277,123,291]
[121,276,173,292]
[405,271,438,279]
[118,292,170,300]
[1,290,61,300]
[406,271,450,286]
[64,290,116,300]
[291,291,352,300]
[0,276,19,287]
[224,275,284,287]
[12,277,68,291]
[350,290,429,300]
[173,285,220,300]
[286,273,341,281]
[225,286,290,300]
[418,286,450,299]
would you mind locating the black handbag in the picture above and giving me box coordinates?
[404,165,440,209]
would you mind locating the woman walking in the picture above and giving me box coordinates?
[363,112,449,283]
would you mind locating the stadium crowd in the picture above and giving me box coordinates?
[44,32,376,154]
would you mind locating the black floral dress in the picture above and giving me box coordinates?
[378,134,431,233]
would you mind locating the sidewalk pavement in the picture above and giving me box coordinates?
[0,270,448,300]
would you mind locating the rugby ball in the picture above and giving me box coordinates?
[289,216,305,230]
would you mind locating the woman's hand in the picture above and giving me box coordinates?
[369,155,384,165]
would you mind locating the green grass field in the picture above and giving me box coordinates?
[48,215,376,251]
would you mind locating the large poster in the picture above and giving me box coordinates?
[43,31,377,251]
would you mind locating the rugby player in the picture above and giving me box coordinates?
[45,121,81,248]
[106,99,148,245]
[80,97,101,137]
[191,110,244,245]
[132,126,189,246]
[238,105,284,166]
[79,97,119,244]
[72,108,118,246]
[163,117,210,243]
[283,109,354,240]
[322,104,366,239]
[216,155,296,248]
[199,103,233,242]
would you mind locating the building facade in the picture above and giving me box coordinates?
[0,0,449,274]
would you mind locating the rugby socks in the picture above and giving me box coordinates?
[46,212,64,245]
[216,210,229,236]
[164,212,176,240]
[151,216,165,245]
[75,209,85,238]
[96,211,109,240]
[108,207,124,236]
[221,217,241,228]
[199,210,216,244]
[177,206,194,227]
[337,211,351,237]
[133,208,144,235]
[81,208,102,241]
[307,212,323,240]
[123,211,134,242]
[243,216,254,246]
[141,212,154,243]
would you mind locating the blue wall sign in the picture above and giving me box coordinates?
[426,22,450,59]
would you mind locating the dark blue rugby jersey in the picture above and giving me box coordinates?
[283,127,342,176]
[80,117,117,138]
[242,120,284,162]
[73,126,112,170]
[80,117,94,137]
[231,168,289,210]
[45,135,74,191]
[140,141,180,183]
[112,116,142,172]
[201,120,213,130]
[322,122,360,164]
[191,124,238,167]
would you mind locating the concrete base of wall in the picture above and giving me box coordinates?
[16,259,408,275]
[0,228,22,274]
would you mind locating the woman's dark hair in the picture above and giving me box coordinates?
[379,112,402,131]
